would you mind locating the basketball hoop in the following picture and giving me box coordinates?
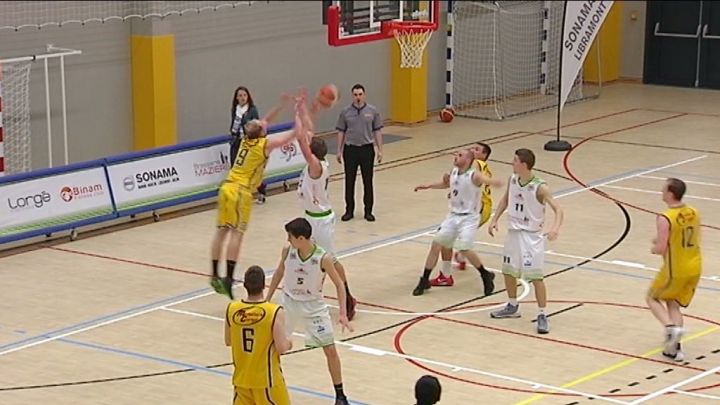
[385,21,435,69]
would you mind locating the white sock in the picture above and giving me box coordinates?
[509,298,518,306]
[538,307,546,315]
[455,252,465,263]
[441,261,453,277]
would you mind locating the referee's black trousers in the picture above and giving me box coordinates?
[343,144,375,215]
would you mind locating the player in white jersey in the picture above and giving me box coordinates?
[294,96,357,320]
[412,148,504,297]
[266,217,353,405]
[488,148,563,334]
[439,141,494,281]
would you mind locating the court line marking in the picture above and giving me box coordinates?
[513,326,720,405]
[466,239,720,284]
[558,155,707,199]
[37,336,370,404]
[601,184,720,203]
[630,362,720,404]
[658,170,720,183]
[640,175,720,189]
[402,239,720,292]
[324,268,531,316]
[0,288,215,355]
[0,161,664,353]
[163,307,628,405]
[671,389,720,400]
[0,225,437,357]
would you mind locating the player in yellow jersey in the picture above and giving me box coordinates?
[647,178,702,362]
[211,93,298,299]
[226,266,293,405]
[433,142,494,286]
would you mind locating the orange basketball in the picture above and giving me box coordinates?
[439,107,455,123]
[316,84,338,108]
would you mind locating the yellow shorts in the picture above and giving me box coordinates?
[648,266,701,308]
[480,201,492,227]
[217,182,253,232]
[233,382,290,405]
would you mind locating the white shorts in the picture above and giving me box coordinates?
[433,212,480,251]
[502,229,545,281]
[282,293,335,348]
[305,211,336,258]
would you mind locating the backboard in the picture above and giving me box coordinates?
[325,1,439,46]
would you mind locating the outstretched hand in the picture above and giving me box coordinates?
[414,184,430,192]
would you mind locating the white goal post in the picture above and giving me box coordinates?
[445,1,602,120]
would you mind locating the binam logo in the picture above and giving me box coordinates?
[7,191,51,210]
[60,184,104,202]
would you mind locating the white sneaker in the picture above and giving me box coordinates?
[664,326,684,355]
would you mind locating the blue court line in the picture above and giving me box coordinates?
[403,238,720,293]
[0,287,211,353]
[56,338,370,405]
[656,170,720,182]
[554,163,667,197]
[0,222,440,355]
[0,325,368,404]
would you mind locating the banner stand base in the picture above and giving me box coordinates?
[544,139,572,152]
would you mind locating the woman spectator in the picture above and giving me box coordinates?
[229,86,267,203]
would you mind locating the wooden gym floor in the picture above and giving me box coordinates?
[0,82,718,404]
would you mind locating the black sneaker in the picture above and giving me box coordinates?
[412,278,431,296]
[480,269,495,296]
[334,398,350,405]
[341,212,353,221]
[364,213,375,222]
[223,277,234,300]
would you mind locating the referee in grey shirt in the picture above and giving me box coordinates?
[336,84,383,222]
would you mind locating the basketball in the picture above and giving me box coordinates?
[439,107,455,123]
[316,84,338,108]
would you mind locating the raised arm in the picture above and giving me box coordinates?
[261,93,292,126]
[295,100,323,178]
[265,95,305,153]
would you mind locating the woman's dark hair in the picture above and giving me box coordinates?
[231,86,255,117]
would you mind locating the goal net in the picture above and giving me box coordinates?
[0,1,255,30]
[449,1,599,120]
[0,62,32,176]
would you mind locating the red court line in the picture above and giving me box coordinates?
[393,300,720,397]
[641,108,720,118]
[49,246,207,277]
[53,241,714,374]
[47,245,402,313]
[537,107,639,134]
[560,113,720,231]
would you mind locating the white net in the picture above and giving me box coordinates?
[0,1,255,30]
[451,1,599,120]
[393,25,434,69]
[1,62,32,175]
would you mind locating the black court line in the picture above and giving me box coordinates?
[530,303,584,323]
[0,142,633,393]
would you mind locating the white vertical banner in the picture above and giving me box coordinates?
[560,0,614,111]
